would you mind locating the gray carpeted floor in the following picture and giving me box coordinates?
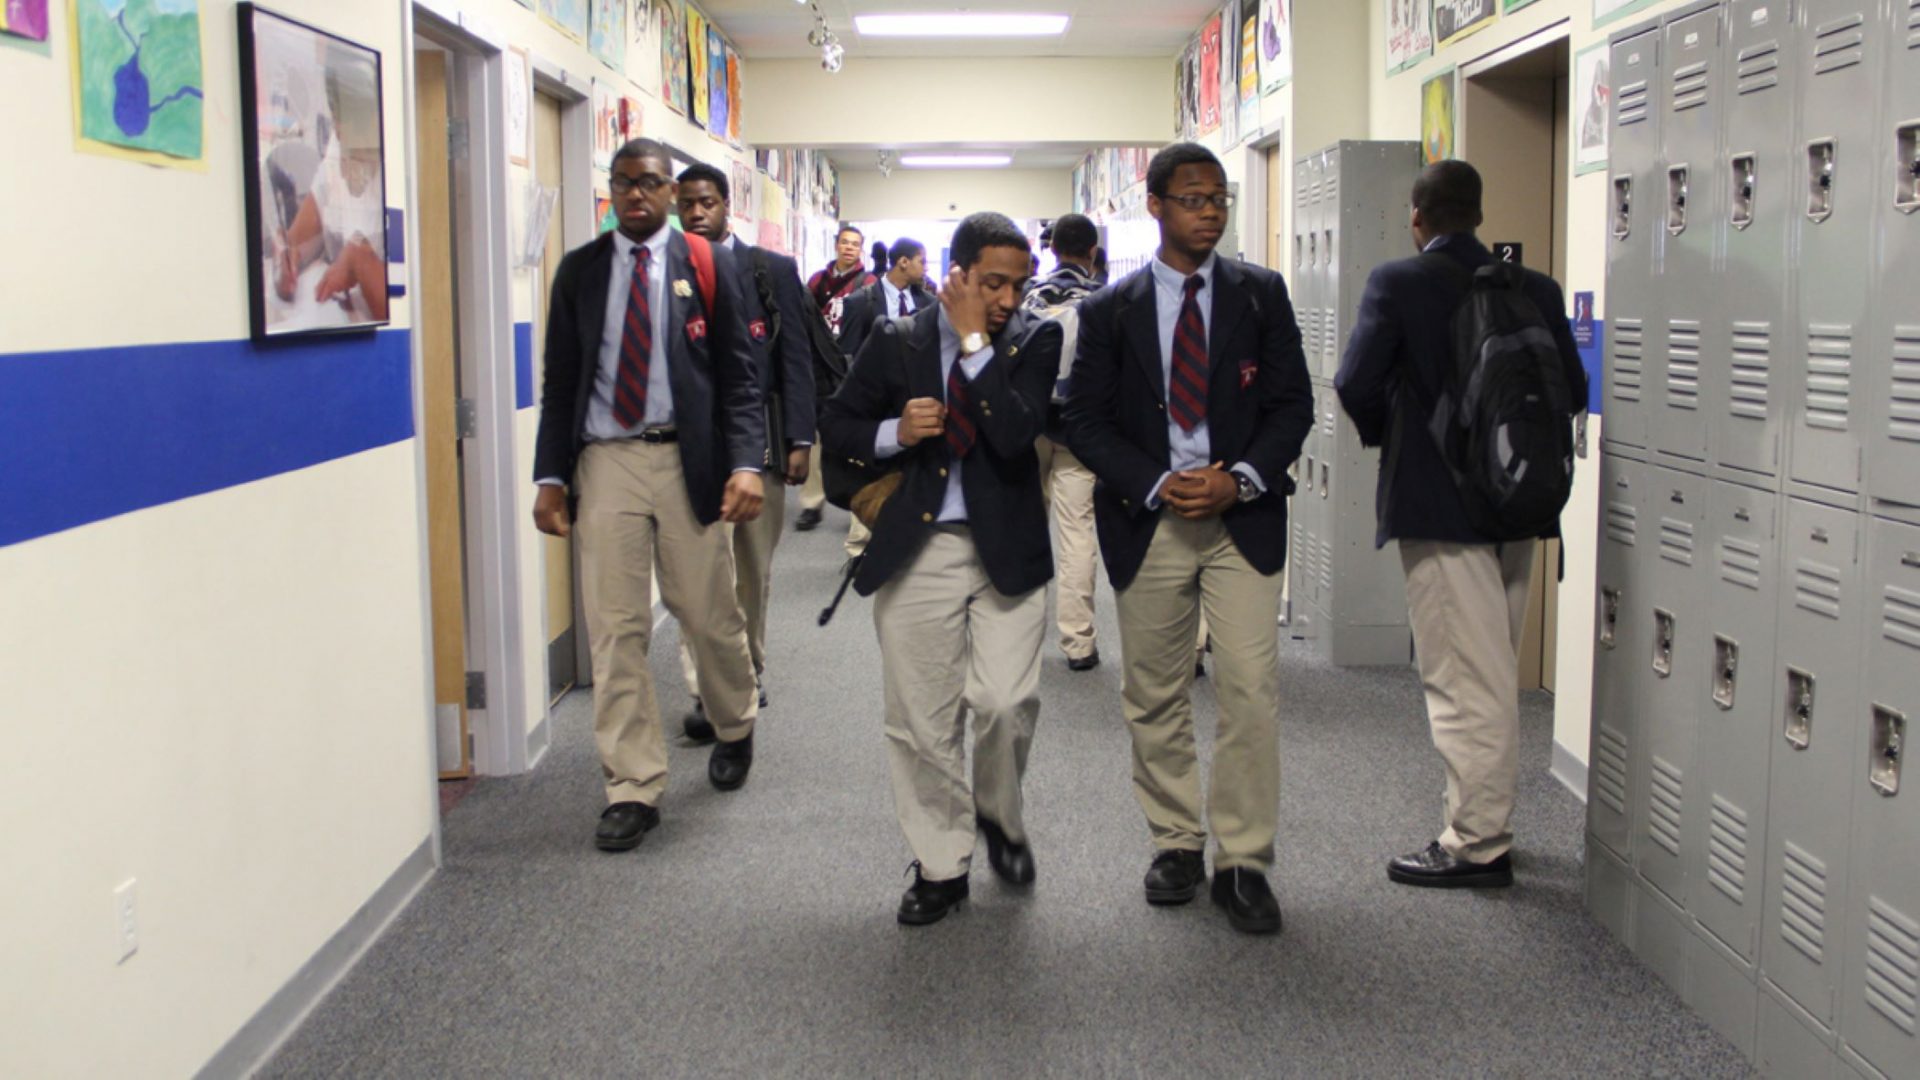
[264,502,1753,1079]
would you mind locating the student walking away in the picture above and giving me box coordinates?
[1065,143,1313,935]
[818,213,1062,926]
[670,163,817,744]
[531,139,767,854]
[839,237,937,362]
[797,225,878,532]
[1021,213,1106,671]
[1334,160,1586,889]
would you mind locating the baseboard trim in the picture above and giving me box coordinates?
[197,835,437,1079]
[1551,739,1589,804]
[527,713,552,770]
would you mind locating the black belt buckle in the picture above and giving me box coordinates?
[637,428,678,444]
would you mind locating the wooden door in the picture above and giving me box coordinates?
[416,49,470,778]
[532,92,575,704]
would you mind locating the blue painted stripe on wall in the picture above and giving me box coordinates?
[514,322,535,410]
[1,331,414,548]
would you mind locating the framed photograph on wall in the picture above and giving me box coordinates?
[1420,64,1457,164]
[1571,40,1611,175]
[237,3,390,340]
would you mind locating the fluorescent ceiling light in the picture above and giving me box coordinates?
[854,13,1070,37]
[899,154,1014,168]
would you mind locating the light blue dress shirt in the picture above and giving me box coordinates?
[873,308,995,524]
[1144,253,1267,508]
[881,277,914,319]
[585,226,674,440]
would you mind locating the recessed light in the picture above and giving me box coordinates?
[899,154,1015,168]
[854,13,1071,38]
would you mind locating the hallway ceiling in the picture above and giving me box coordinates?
[700,1,1226,59]
[824,142,1109,171]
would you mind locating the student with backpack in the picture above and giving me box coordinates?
[1334,160,1586,889]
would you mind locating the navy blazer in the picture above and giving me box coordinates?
[1334,234,1588,547]
[819,308,1062,599]
[837,279,936,362]
[1064,257,1314,591]
[532,229,766,526]
[728,240,817,448]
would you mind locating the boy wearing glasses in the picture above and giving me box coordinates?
[1064,143,1313,935]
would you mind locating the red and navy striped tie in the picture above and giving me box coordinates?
[612,249,653,429]
[945,361,977,459]
[1170,274,1208,432]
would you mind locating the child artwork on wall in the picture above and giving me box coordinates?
[656,0,687,115]
[592,79,620,169]
[589,0,624,72]
[705,24,727,139]
[2,0,50,41]
[74,0,204,165]
[686,5,709,128]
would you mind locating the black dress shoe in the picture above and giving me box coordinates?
[1067,650,1101,672]
[794,507,823,531]
[976,816,1035,886]
[1143,848,1207,905]
[1388,841,1514,888]
[898,863,969,925]
[683,699,716,744]
[1210,867,1283,934]
[760,687,769,708]
[708,732,753,791]
[594,801,659,852]
[1194,658,1207,679]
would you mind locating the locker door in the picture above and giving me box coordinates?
[1289,380,1322,640]
[1762,498,1865,1027]
[1293,158,1315,370]
[1840,516,1920,1078]
[1715,0,1797,482]
[1605,27,1664,451]
[1591,453,1649,857]
[1694,480,1782,963]
[1304,155,1326,378]
[1654,6,1722,467]
[1789,0,1881,497]
[1313,386,1337,616]
[1635,466,1712,905]
[1863,3,1920,514]
[1329,409,1404,628]
[1320,150,1343,381]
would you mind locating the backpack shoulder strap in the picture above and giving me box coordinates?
[684,231,717,317]
[747,247,780,338]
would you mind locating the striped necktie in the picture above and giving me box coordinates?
[1169,274,1208,432]
[612,246,653,429]
[945,360,977,459]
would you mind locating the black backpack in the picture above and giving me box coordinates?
[796,284,850,412]
[1401,254,1577,541]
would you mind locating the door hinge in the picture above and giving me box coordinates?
[447,118,470,162]
[456,397,479,438]
[466,671,487,710]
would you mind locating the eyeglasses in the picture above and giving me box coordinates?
[610,174,671,196]
[1159,192,1236,211]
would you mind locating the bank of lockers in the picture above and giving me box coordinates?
[1586,4,1920,1078]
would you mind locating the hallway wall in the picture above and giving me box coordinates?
[840,168,1072,222]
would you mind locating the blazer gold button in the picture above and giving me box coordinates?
[939,467,948,477]
[922,512,934,522]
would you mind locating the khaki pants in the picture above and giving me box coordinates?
[1035,435,1100,661]
[1399,539,1534,862]
[873,528,1045,882]
[575,440,758,805]
[800,445,826,511]
[846,515,871,558]
[680,481,785,693]
[1115,514,1284,872]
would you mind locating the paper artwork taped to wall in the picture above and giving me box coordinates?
[686,6,709,128]
[1385,0,1432,74]
[620,95,643,142]
[594,177,615,235]
[1420,65,1456,165]
[1257,0,1291,93]
[1594,0,1660,26]
[725,42,742,146]
[1237,2,1260,136]
[590,0,624,72]
[656,0,687,115]
[1434,0,1496,47]
[591,80,621,169]
[540,0,589,44]
[506,46,531,167]
[705,25,727,139]
[1197,12,1221,135]
[2,0,50,40]
[1174,39,1196,140]
[74,0,203,165]
[1572,41,1610,175]
[237,3,389,339]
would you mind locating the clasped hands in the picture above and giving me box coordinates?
[1158,462,1238,519]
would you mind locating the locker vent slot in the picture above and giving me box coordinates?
[1659,517,1697,566]
[1594,725,1629,814]
[1606,501,1640,545]
[1618,78,1650,125]
[1647,756,1684,856]
[1325,175,1338,203]
[1666,321,1701,408]
[1317,537,1333,595]
[1614,319,1645,401]
[1884,583,1920,650]
[1864,898,1920,1034]
[1720,535,1764,590]
[1811,14,1866,75]
[1779,841,1830,963]
[1670,60,1709,112]
[1892,328,1920,444]
[1729,323,1772,418]
[1794,558,1844,619]
[1706,795,1750,905]
[1735,41,1780,94]
[1805,325,1853,430]
[1910,0,1920,40]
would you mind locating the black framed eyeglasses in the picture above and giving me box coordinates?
[610,174,671,196]
[1160,192,1235,211]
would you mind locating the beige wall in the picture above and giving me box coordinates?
[840,168,1072,222]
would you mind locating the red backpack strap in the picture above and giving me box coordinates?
[683,230,717,317]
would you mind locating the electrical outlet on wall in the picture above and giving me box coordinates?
[113,879,138,964]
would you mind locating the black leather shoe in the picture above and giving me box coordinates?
[594,801,659,852]
[1210,867,1283,934]
[1388,841,1514,888]
[708,732,753,791]
[898,863,969,925]
[683,700,716,743]
[794,507,823,532]
[1194,658,1207,679]
[759,687,769,708]
[977,816,1035,886]
[1143,848,1207,905]
[1067,650,1101,672]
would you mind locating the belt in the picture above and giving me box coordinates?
[631,428,678,444]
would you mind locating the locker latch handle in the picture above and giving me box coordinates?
[1667,166,1690,235]
[1599,587,1619,650]
[1806,139,1836,223]
[1318,460,1329,499]
[1870,705,1904,797]
[1652,609,1675,678]
[1712,635,1738,710]
[1612,176,1633,239]
[1730,153,1756,230]
[1896,121,1920,215]
[1786,668,1815,750]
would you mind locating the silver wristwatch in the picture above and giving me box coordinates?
[960,331,988,356]
[1234,472,1260,503]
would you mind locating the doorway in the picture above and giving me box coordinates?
[1460,25,1571,692]
[531,89,576,706]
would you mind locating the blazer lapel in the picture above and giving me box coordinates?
[908,306,943,398]
[1119,270,1165,404]
[664,232,694,374]
[1207,258,1252,384]
[578,235,615,367]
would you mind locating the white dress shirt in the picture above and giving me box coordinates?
[584,226,674,440]
[873,308,995,524]
[1143,252,1267,508]
[881,277,915,319]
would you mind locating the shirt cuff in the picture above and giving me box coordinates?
[536,477,566,488]
[874,419,904,460]
[1143,470,1174,510]
[957,345,995,381]
[731,466,763,474]
[790,440,813,449]
[1229,462,1266,496]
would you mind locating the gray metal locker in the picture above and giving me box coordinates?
[1713,0,1797,485]
[1863,3,1920,520]
[1293,157,1318,382]
[1604,22,1665,452]
[1318,148,1342,380]
[1788,0,1881,499]
[1321,390,1410,666]
[1591,450,1650,859]
[1653,3,1723,468]
[1838,515,1920,1079]
[1692,479,1783,965]
[1287,386,1324,641]
[1326,142,1423,382]
[1761,497,1864,1029]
